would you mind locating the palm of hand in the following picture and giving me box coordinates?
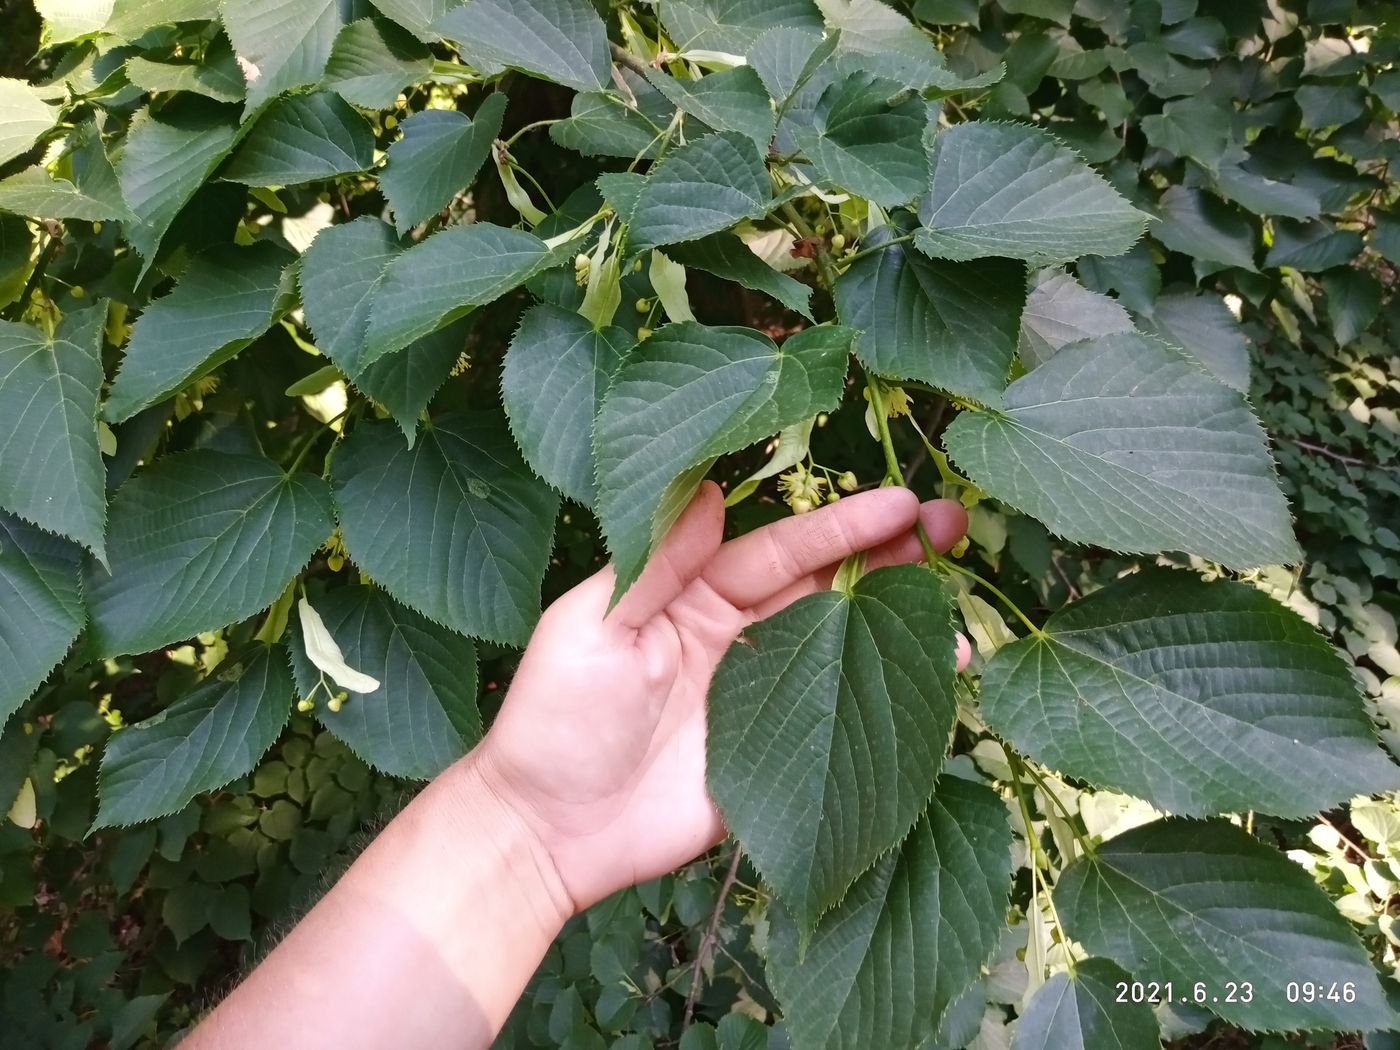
[480,483,968,911]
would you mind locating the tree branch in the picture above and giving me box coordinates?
[682,845,742,1028]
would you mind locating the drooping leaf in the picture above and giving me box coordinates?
[116,101,239,267]
[0,512,85,726]
[0,78,57,168]
[794,71,928,208]
[666,232,813,319]
[298,216,465,443]
[0,306,107,557]
[943,332,1301,569]
[434,0,610,93]
[103,0,221,40]
[222,92,375,187]
[763,771,1008,1044]
[746,25,838,107]
[1263,218,1364,272]
[595,322,851,595]
[125,37,246,102]
[916,122,1147,263]
[1138,291,1250,392]
[1017,270,1133,369]
[289,586,479,779]
[501,304,632,505]
[93,646,293,828]
[625,132,772,253]
[104,242,293,422]
[86,452,333,657]
[709,564,958,932]
[322,17,433,109]
[1151,186,1257,272]
[363,223,558,362]
[1010,958,1160,1050]
[1055,820,1395,1032]
[647,66,776,149]
[221,0,348,108]
[380,93,505,235]
[1320,267,1382,347]
[371,0,456,41]
[661,0,822,54]
[980,568,1400,818]
[836,225,1024,404]
[331,413,559,646]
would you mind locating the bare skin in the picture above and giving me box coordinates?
[187,484,969,1050]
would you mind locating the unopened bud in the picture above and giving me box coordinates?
[826,491,840,503]
[635,297,651,313]
[830,233,846,251]
[297,698,314,713]
[791,497,814,514]
[637,326,653,340]
[838,471,858,492]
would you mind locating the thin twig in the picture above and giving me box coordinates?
[1285,437,1387,471]
[610,42,653,78]
[682,845,742,1028]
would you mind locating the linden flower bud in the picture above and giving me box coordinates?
[827,491,841,503]
[327,553,344,572]
[574,253,591,270]
[830,233,846,251]
[327,696,343,713]
[791,496,814,514]
[297,698,314,713]
[635,297,651,313]
[838,470,858,492]
[637,326,653,340]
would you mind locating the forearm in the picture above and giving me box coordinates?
[187,750,573,1050]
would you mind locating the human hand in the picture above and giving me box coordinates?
[474,483,970,911]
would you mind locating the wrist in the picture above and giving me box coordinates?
[437,748,578,932]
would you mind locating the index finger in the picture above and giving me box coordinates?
[701,487,921,609]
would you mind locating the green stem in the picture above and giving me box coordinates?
[905,415,969,498]
[503,117,562,148]
[864,375,904,485]
[934,554,1045,637]
[511,162,557,214]
[285,405,351,476]
[839,232,915,268]
[1019,760,1095,857]
[1005,747,1076,975]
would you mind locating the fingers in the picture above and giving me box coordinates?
[702,487,921,609]
[609,481,726,629]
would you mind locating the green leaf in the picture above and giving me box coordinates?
[709,565,959,932]
[371,0,455,41]
[626,132,772,253]
[501,303,632,505]
[814,0,951,91]
[746,25,838,107]
[1371,212,1400,267]
[666,232,813,320]
[298,216,466,443]
[943,332,1301,569]
[322,17,432,110]
[1263,218,1363,272]
[793,72,928,208]
[1138,291,1250,392]
[434,0,610,92]
[124,37,246,102]
[36,0,116,42]
[1295,82,1367,130]
[93,646,293,828]
[1017,271,1133,370]
[0,214,31,307]
[381,93,505,235]
[595,322,850,595]
[1211,164,1321,221]
[550,74,678,160]
[86,452,333,657]
[289,586,479,779]
[0,512,85,726]
[222,92,374,187]
[836,225,1024,405]
[221,0,348,108]
[1141,96,1230,169]
[1151,186,1257,272]
[116,101,239,267]
[104,0,221,40]
[1320,267,1382,347]
[0,306,107,557]
[104,242,293,422]
[0,79,57,168]
[1010,958,1160,1050]
[1055,820,1395,1032]
[364,223,558,362]
[915,122,1147,263]
[662,0,822,54]
[331,413,559,646]
[764,774,1011,1041]
[980,568,1400,818]
[0,167,136,223]
[647,66,775,149]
